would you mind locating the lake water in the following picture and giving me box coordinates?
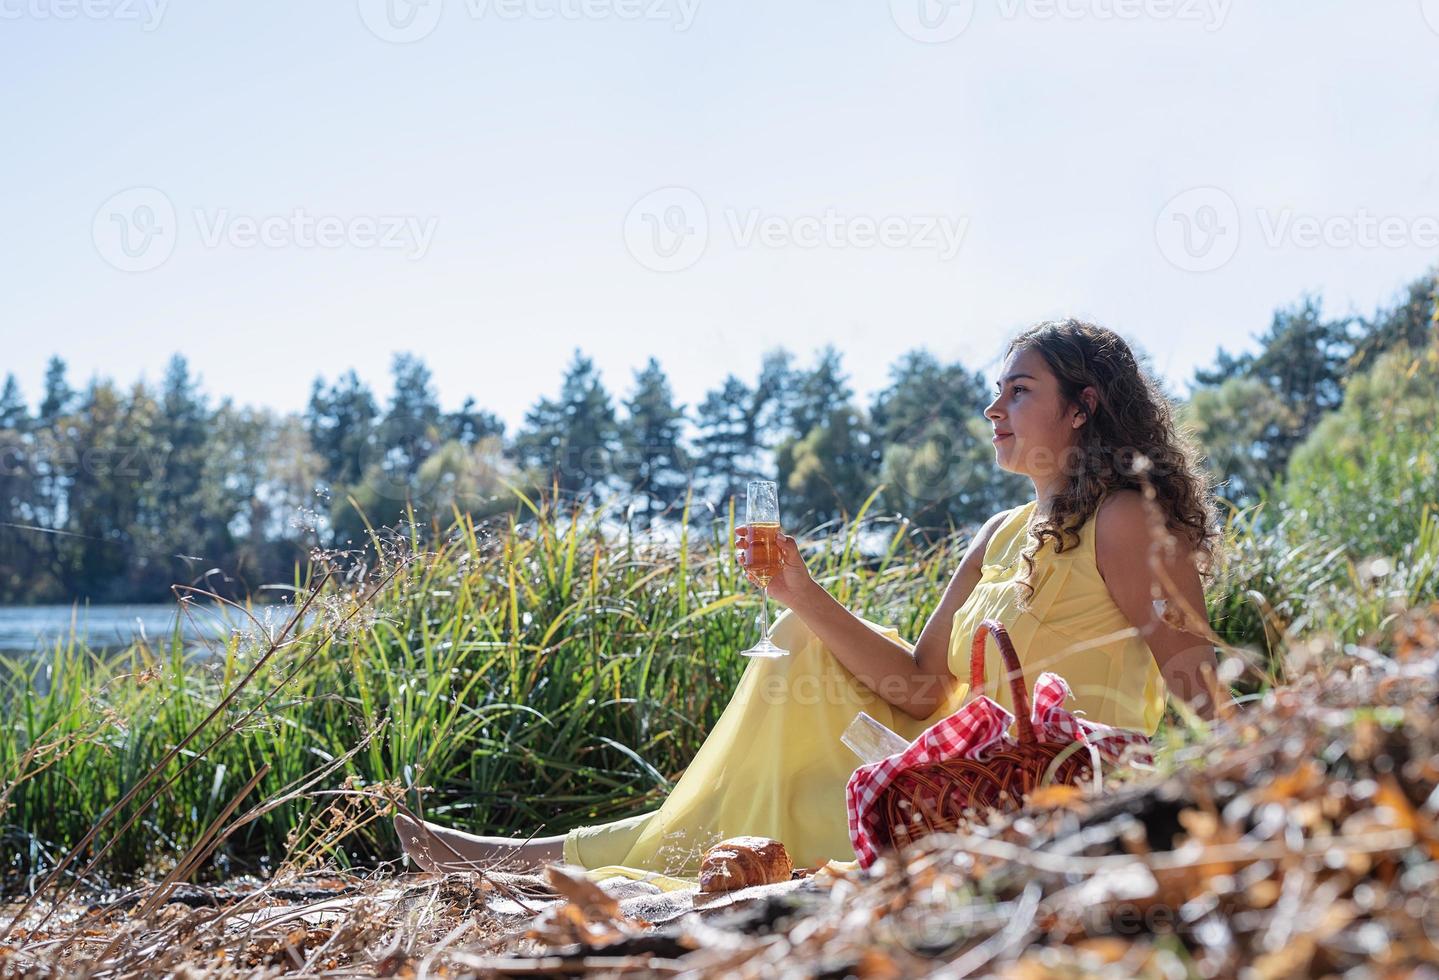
[0,603,293,656]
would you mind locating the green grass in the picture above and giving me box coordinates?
[1208,342,1439,667]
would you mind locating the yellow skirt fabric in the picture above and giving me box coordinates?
[563,500,1166,877]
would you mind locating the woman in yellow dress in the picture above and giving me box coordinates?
[395,319,1226,876]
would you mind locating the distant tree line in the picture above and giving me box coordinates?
[1180,274,1437,506]
[0,271,1432,603]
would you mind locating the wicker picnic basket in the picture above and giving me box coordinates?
[881,618,1098,850]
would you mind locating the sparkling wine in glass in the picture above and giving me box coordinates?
[740,480,790,658]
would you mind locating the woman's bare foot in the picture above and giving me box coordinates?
[393,814,566,873]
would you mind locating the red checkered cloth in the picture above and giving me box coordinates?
[844,671,1154,868]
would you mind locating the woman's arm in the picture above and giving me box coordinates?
[737,509,1011,721]
[1094,491,1224,722]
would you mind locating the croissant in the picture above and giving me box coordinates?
[697,836,793,894]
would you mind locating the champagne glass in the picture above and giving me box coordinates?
[739,480,790,658]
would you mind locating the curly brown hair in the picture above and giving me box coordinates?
[1006,319,1222,621]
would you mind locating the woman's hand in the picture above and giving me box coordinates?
[733,526,817,608]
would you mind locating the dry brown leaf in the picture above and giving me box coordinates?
[1246,879,1280,909]
[851,947,903,978]
[1025,785,1086,812]
[1257,760,1324,803]
[1251,934,1316,980]
[1373,776,1439,859]
[543,864,621,919]
[1073,937,1133,963]
[522,864,651,951]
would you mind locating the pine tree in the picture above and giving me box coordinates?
[141,355,232,594]
[1191,296,1354,482]
[869,349,984,444]
[617,357,690,526]
[448,396,505,447]
[58,381,139,599]
[0,375,35,599]
[158,356,211,514]
[114,381,163,596]
[0,374,27,431]
[750,348,798,451]
[769,347,883,525]
[869,349,1015,532]
[787,345,853,439]
[775,404,880,528]
[30,358,76,578]
[1180,377,1299,506]
[1350,272,1438,374]
[1191,348,1251,388]
[513,350,618,500]
[306,370,379,488]
[379,353,444,479]
[207,404,318,589]
[1247,298,1352,437]
[692,374,759,510]
[37,356,74,426]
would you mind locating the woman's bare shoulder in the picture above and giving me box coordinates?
[1094,489,1193,564]
[1096,488,1146,522]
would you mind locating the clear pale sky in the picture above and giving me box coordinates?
[2,1,1436,433]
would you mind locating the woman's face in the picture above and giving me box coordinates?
[983,346,1094,481]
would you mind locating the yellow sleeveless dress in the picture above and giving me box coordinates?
[561,499,1167,876]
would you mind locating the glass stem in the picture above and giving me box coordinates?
[759,586,771,641]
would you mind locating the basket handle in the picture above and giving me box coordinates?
[967,618,1036,746]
